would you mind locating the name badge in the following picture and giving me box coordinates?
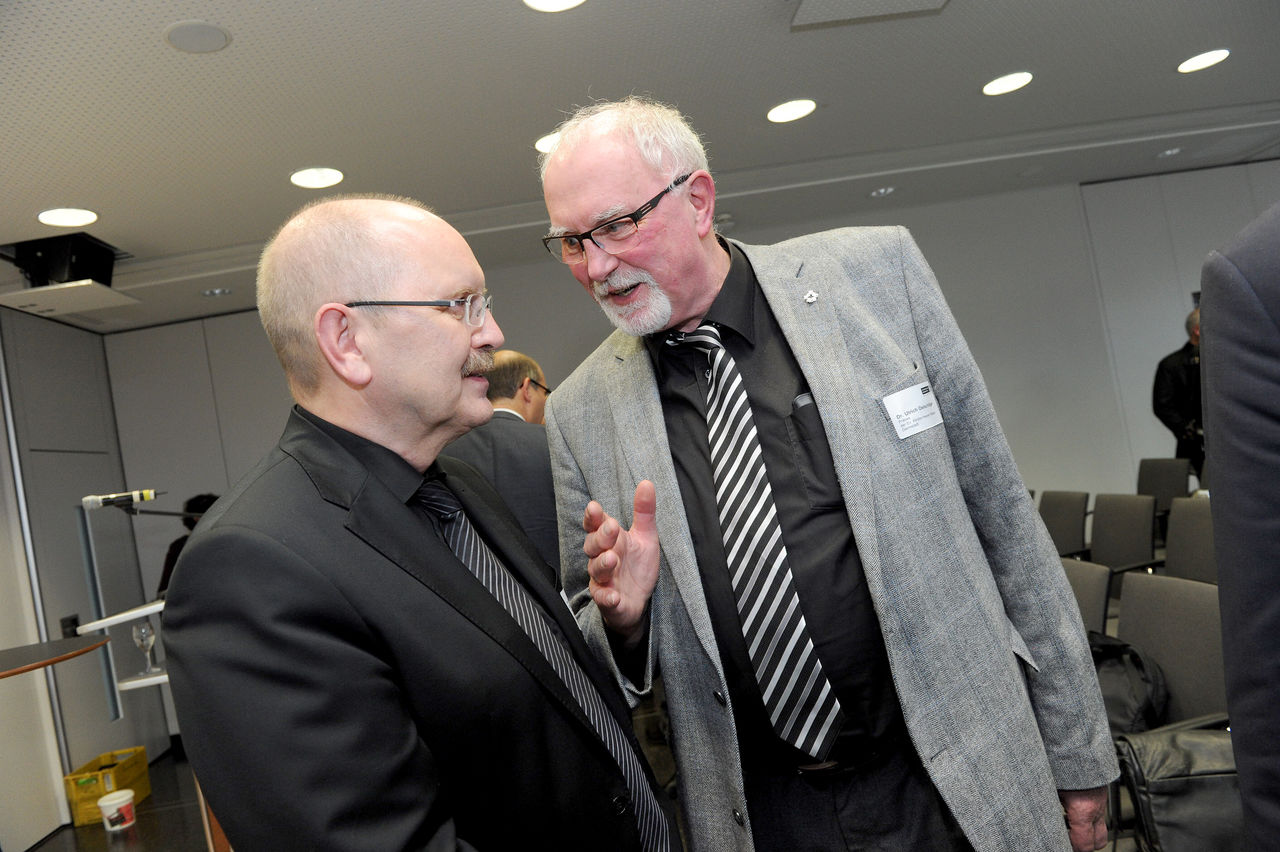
[883,381,943,439]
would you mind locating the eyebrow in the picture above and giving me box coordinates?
[544,202,632,239]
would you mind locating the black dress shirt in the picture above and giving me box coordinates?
[645,242,901,771]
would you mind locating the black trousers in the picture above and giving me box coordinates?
[742,736,973,852]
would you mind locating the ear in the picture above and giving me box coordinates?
[517,377,536,403]
[686,170,717,239]
[315,303,373,388]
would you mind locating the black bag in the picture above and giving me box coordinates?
[1089,630,1169,735]
[1115,713,1244,852]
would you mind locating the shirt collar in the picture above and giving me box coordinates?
[295,404,438,505]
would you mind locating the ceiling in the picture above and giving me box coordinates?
[2,0,1278,333]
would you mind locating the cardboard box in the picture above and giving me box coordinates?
[63,746,150,827]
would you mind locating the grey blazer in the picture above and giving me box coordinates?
[546,227,1117,852]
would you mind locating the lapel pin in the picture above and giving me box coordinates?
[803,290,819,304]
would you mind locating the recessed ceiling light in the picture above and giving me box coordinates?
[165,20,231,54]
[38,208,98,227]
[767,99,817,123]
[1178,49,1230,74]
[869,186,895,199]
[983,72,1033,96]
[202,288,233,298]
[535,132,560,154]
[523,0,586,11]
[290,167,344,189]
[1157,147,1182,159]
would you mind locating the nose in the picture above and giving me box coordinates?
[474,311,504,350]
[582,238,620,284]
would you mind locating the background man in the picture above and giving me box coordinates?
[538,97,1116,852]
[1201,200,1280,849]
[442,349,559,566]
[1152,307,1204,477]
[164,195,670,851]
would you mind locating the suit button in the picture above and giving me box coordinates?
[732,808,745,826]
[612,793,629,815]
[713,690,727,706]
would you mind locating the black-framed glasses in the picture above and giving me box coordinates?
[541,173,691,265]
[529,377,553,395]
[344,292,492,328]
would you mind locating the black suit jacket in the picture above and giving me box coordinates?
[164,408,651,851]
[441,410,560,568]
[1201,200,1280,848]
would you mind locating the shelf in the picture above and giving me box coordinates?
[118,670,168,691]
[76,599,165,634]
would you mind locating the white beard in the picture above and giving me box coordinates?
[593,269,673,336]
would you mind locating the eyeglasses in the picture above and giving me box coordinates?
[529,378,552,395]
[344,292,492,328]
[541,173,691,265]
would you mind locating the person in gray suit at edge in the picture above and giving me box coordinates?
[442,349,560,567]
[537,97,1117,852]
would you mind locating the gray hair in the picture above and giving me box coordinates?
[538,96,709,184]
[1186,307,1200,337]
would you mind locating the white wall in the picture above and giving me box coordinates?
[1083,160,1280,487]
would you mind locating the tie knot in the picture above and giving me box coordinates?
[678,323,723,354]
[414,479,463,520]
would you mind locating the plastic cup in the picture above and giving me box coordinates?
[96,789,136,831]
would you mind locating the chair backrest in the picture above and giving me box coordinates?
[1089,493,1155,570]
[1039,491,1089,556]
[1136,458,1192,515]
[1163,496,1217,584]
[1061,558,1110,634]
[1116,571,1226,722]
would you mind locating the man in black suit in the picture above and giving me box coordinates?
[1201,200,1280,849]
[442,349,559,566]
[1152,307,1204,477]
[163,195,671,851]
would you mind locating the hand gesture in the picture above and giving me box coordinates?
[581,481,659,647]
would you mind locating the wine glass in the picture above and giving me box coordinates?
[132,619,161,674]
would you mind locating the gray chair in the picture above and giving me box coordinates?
[1061,558,1110,634]
[1088,491,1157,575]
[1161,496,1216,584]
[1038,490,1089,557]
[1116,571,1226,722]
[1137,457,1192,543]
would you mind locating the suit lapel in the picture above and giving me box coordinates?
[284,413,609,738]
[737,239,918,581]
[602,334,726,672]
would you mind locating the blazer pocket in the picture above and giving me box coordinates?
[784,392,844,509]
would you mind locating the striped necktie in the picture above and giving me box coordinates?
[679,322,845,760]
[415,480,669,852]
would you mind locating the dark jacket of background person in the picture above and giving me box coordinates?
[1201,199,1280,849]
[442,409,559,568]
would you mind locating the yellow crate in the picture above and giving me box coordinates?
[63,746,150,827]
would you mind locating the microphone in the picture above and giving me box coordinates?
[81,489,158,510]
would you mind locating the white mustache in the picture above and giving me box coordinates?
[594,269,655,299]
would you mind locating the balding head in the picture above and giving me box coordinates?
[257,194,442,396]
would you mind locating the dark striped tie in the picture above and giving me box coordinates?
[680,323,844,760]
[415,480,669,852]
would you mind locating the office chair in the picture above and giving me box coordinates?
[1038,490,1089,558]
